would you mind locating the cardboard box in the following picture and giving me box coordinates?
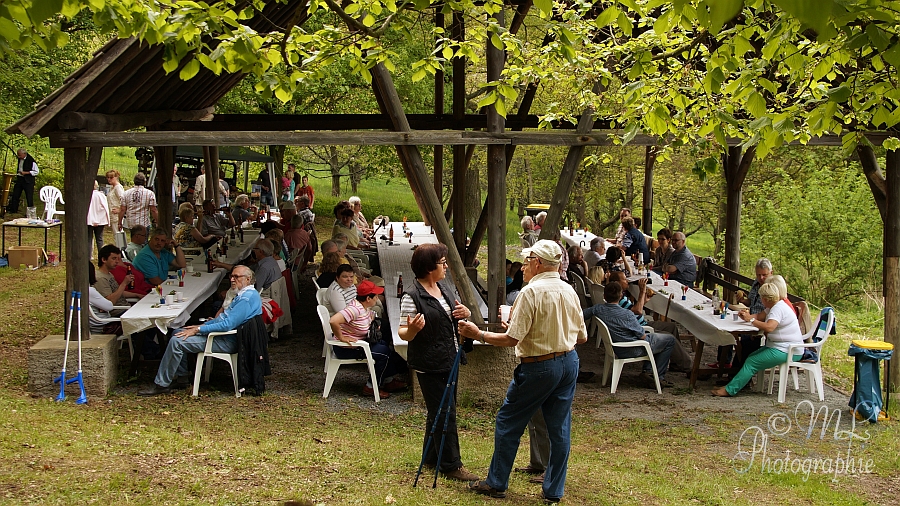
[8,246,44,268]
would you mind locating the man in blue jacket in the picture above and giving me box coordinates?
[139,265,262,396]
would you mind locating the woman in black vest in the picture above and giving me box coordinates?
[398,243,479,483]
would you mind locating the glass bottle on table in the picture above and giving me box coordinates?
[396,273,403,297]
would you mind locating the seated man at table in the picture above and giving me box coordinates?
[519,216,538,248]
[124,225,147,261]
[586,282,676,388]
[132,227,187,286]
[584,236,606,269]
[622,217,649,262]
[94,244,141,307]
[212,238,281,291]
[654,231,696,286]
[200,199,235,239]
[138,265,262,396]
[599,272,692,372]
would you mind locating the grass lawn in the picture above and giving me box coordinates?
[1,181,897,505]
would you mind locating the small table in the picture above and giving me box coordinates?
[2,219,63,257]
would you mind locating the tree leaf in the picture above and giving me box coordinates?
[595,6,619,28]
[179,58,200,80]
[708,0,743,35]
[534,0,553,16]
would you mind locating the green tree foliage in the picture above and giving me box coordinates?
[740,147,882,305]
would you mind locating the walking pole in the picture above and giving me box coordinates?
[413,346,464,487]
[431,352,462,489]
[65,291,88,404]
[53,290,77,401]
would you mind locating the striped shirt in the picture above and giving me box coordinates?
[337,299,374,340]
[618,295,648,326]
[399,292,452,324]
[122,186,157,229]
[324,281,357,315]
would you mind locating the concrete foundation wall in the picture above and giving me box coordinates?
[28,334,119,400]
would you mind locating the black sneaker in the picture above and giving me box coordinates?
[468,480,506,498]
[137,384,173,397]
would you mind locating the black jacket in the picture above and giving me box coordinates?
[236,314,271,395]
[405,280,466,374]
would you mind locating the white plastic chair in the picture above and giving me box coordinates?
[593,316,662,394]
[316,305,381,403]
[40,186,65,220]
[86,303,133,358]
[570,272,591,309]
[191,329,241,398]
[767,307,836,403]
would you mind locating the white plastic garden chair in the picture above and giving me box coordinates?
[317,305,380,403]
[593,316,662,394]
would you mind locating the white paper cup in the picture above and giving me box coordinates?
[186,264,194,273]
[175,291,184,302]
[165,294,175,305]
[500,304,511,323]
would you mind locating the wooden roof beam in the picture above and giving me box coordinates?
[58,107,215,132]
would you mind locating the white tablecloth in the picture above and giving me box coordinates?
[627,270,757,347]
[120,229,260,336]
[376,222,488,360]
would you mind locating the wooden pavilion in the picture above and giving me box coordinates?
[7,1,900,390]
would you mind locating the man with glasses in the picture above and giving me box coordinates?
[124,225,148,261]
[656,231,696,286]
[139,265,262,396]
[458,240,587,504]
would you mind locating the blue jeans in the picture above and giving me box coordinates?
[486,350,579,500]
[260,192,274,206]
[154,329,237,387]
[614,333,675,379]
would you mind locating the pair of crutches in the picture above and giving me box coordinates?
[414,346,464,488]
[53,291,88,404]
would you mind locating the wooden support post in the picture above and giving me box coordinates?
[885,150,900,392]
[486,9,506,321]
[64,147,98,341]
[153,146,175,234]
[370,63,482,322]
[538,106,594,241]
[722,145,756,276]
[203,146,220,205]
[434,11,445,203]
[643,146,657,235]
[451,12,468,255]
[858,145,888,222]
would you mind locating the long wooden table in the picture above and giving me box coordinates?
[375,222,487,360]
[626,269,759,389]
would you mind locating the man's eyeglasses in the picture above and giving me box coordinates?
[438,260,449,266]
[230,274,249,280]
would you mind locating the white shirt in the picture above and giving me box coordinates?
[505,270,587,358]
[763,300,804,353]
[87,190,110,226]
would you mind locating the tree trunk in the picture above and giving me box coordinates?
[64,147,99,341]
[884,150,900,392]
[486,7,507,320]
[329,146,341,196]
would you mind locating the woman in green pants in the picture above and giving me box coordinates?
[711,282,804,397]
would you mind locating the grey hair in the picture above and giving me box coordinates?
[535,211,547,223]
[321,240,338,253]
[348,196,361,205]
[233,265,255,286]
[756,258,773,271]
[758,282,782,304]
[233,194,249,207]
[291,214,304,229]
[255,238,275,256]
[520,215,534,228]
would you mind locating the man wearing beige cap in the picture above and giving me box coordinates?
[458,240,587,504]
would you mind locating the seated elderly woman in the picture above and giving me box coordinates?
[519,215,538,248]
[567,244,588,279]
[173,205,218,249]
[231,194,252,226]
[711,281,805,397]
[332,202,365,249]
[329,280,406,399]
[348,196,371,237]
[324,264,357,315]
[285,214,312,265]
